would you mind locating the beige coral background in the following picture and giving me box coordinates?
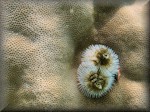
[0,0,149,111]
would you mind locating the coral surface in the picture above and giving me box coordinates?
[0,0,149,111]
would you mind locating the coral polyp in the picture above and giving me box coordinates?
[77,44,119,98]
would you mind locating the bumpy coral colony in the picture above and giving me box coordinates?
[77,45,119,98]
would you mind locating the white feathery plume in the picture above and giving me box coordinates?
[77,62,115,98]
[77,44,119,98]
[81,44,119,75]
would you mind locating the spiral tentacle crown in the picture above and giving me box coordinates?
[77,44,119,98]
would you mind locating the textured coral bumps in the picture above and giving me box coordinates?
[77,45,119,98]
[1,0,94,108]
